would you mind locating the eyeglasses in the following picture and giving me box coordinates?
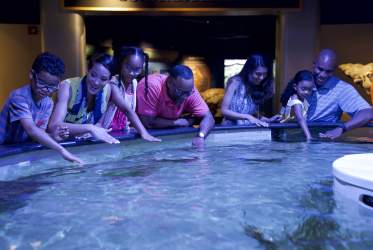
[123,63,143,76]
[174,85,195,98]
[33,72,59,92]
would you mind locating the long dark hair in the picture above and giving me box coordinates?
[237,54,274,105]
[113,46,149,95]
[280,70,314,107]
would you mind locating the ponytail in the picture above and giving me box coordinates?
[280,79,297,107]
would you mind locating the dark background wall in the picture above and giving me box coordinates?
[84,15,277,88]
[320,0,373,24]
[0,0,40,24]
[1,0,373,106]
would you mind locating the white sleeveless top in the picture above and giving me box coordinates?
[280,94,309,123]
[99,75,137,129]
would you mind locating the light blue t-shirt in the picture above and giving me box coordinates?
[0,85,53,144]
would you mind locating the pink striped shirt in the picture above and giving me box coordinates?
[136,74,209,119]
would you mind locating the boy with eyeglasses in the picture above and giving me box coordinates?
[0,52,83,164]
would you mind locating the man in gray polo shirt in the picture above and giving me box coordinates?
[307,49,373,139]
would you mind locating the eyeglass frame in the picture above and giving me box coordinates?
[32,71,59,93]
[172,82,195,98]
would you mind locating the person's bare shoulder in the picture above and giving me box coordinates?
[226,76,242,89]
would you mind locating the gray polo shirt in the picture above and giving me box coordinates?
[0,85,54,144]
[307,76,371,122]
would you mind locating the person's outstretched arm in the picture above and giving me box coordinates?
[48,81,119,144]
[320,84,373,139]
[21,118,83,164]
[191,111,215,147]
[320,108,373,139]
[221,78,268,127]
[139,115,193,129]
[345,108,373,129]
[110,84,161,142]
[198,111,215,137]
[293,104,312,141]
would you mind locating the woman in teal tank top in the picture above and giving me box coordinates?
[48,53,160,144]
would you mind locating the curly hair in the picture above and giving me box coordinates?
[237,54,274,105]
[32,52,65,78]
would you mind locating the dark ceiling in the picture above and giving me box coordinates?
[0,0,40,24]
[320,0,373,24]
[85,15,277,60]
[2,0,373,25]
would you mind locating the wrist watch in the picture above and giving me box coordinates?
[198,131,205,139]
[338,123,347,133]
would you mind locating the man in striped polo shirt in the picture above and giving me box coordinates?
[307,49,373,139]
[0,52,82,163]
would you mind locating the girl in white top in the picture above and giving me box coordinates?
[100,47,148,131]
[280,70,315,141]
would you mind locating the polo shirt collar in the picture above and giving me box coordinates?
[318,76,339,90]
